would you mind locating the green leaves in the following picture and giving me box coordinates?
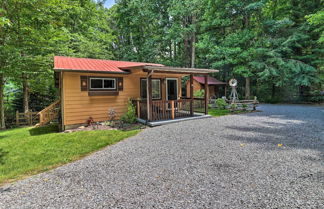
[306,10,324,43]
[1,0,322,106]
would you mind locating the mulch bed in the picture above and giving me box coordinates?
[64,122,146,133]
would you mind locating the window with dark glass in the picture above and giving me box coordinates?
[140,79,161,99]
[90,78,116,90]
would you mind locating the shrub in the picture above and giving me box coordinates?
[230,103,238,111]
[121,100,137,124]
[242,104,248,111]
[194,89,204,98]
[86,117,94,127]
[107,109,117,127]
[307,90,324,103]
[215,98,227,110]
[108,109,117,122]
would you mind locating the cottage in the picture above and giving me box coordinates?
[47,56,218,129]
[186,76,227,99]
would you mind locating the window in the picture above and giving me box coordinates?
[141,79,161,99]
[90,78,116,90]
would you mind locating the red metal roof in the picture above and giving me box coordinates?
[193,76,227,85]
[54,56,164,73]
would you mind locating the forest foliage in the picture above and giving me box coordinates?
[0,0,323,128]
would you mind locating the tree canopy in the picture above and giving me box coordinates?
[0,0,323,128]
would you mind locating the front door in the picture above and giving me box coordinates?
[166,78,178,100]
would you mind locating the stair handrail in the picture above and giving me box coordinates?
[37,100,61,125]
[38,100,60,115]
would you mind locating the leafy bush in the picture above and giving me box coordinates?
[194,89,204,98]
[215,98,227,110]
[242,104,248,111]
[306,90,324,102]
[107,109,117,127]
[121,100,137,124]
[230,103,238,111]
[108,109,117,122]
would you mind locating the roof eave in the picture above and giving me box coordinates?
[53,68,131,74]
[143,66,219,74]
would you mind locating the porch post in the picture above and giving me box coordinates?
[204,75,208,115]
[137,100,140,118]
[190,74,194,116]
[147,71,153,121]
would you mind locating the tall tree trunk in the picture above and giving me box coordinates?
[0,73,5,129]
[245,77,250,99]
[173,41,177,61]
[191,15,196,68]
[271,84,276,100]
[169,42,172,60]
[191,31,196,68]
[22,73,29,113]
[184,38,190,67]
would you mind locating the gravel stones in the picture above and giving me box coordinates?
[0,104,323,208]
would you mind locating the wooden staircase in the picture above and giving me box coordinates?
[36,100,61,126]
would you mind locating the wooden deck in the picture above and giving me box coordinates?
[132,98,207,123]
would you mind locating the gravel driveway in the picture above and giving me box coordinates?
[1,104,323,208]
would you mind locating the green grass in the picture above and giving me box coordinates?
[208,108,255,117]
[0,124,140,184]
[208,109,231,117]
[187,107,248,117]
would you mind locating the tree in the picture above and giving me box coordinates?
[1,0,115,128]
[306,10,324,43]
[198,0,265,99]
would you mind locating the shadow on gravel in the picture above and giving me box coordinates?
[0,187,11,193]
[223,104,324,162]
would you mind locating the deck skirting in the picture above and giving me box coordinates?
[137,114,211,127]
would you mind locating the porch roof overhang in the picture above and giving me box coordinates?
[143,66,218,74]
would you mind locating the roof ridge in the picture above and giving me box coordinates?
[54,56,161,65]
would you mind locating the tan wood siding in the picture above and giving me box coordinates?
[63,71,183,126]
[186,80,220,99]
[186,80,202,98]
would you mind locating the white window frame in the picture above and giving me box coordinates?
[89,78,116,90]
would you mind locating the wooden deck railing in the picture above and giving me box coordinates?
[193,98,206,113]
[132,98,206,122]
[151,100,173,121]
[37,100,61,126]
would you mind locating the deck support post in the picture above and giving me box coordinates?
[171,100,175,119]
[137,100,140,118]
[147,71,153,121]
[190,74,194,116]
[204,75,208,115]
